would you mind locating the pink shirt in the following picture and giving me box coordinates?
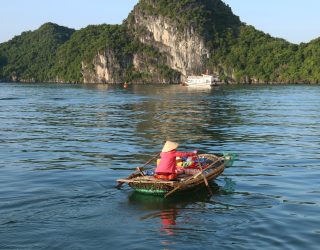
[155,150,195,174]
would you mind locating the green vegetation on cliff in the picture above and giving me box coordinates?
[210,25,320,83]
[0,23,74,82]
[211,25,299,83]
[53,24,179,83]
[0,21,179,83]
[298,39,320,83]
[138,1,239,32]
[53,24,132,82]
[136,0,241,47]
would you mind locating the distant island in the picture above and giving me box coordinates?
[1,0,320,84]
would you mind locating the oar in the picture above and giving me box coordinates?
[164,171,203,198]
[115,152,160,188]
[196,155,213,197]
[165,156,222,198]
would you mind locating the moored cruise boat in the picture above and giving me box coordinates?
[185,74,221,88]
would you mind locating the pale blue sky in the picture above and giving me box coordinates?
[223,0,320,44]
[0,0,319,44]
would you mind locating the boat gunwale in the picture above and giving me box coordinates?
[117,154,224,191]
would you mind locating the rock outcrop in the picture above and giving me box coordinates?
[81,0,220,84]
[82,50,132,84]
[127,12,208,81]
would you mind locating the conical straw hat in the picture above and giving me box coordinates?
[162,141,179,152]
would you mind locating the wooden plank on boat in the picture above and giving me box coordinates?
[116,178,175,185]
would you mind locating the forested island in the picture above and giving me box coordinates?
[0,0,319,84]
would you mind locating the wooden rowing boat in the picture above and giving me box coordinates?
[117,154,225,197]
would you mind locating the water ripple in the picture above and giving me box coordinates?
[0,83,319,249]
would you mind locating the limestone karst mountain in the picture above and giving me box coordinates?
[0,0,319,84]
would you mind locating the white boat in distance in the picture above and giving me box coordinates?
[185,74,221,88]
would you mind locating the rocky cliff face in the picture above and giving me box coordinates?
[78,0,244,84]
[81,0,214,84]
[82,49,132,84]
[82,45,180,84]
[127,12,208,81]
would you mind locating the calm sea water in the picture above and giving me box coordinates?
[0,83,319,249]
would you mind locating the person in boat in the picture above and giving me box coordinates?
[155,141,197,180]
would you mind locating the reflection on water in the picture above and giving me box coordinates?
[159,209,177,236]
[128,85,242,147]
[221,177,236,193]
[129,183,222,239]
[0,83,320,249]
